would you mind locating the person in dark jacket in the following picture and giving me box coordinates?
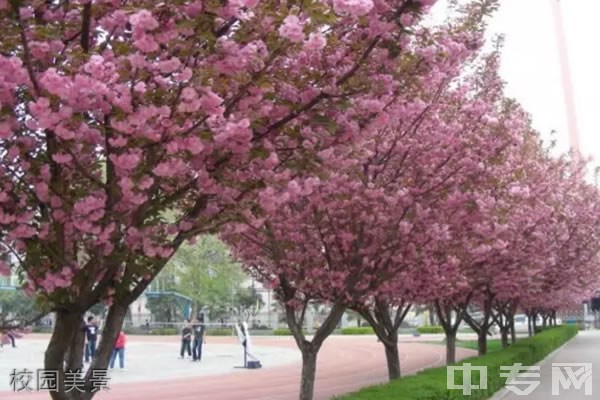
[84,315,99,362]
[192,314,206,362]
[180,321,192,359]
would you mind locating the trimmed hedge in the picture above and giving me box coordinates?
[417,325,444,334]
[273,328,294,336]
[336,324,577,400]
[149,327,179,335]
[341,327,375,335]
[272,328,308,336]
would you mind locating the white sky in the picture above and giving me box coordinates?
[434,0,600,168]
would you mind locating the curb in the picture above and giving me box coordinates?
[488,334,578,400]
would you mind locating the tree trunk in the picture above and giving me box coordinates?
[84,303,128,381]
[429,305,436,325]
[299,347,318,400]
[66,320,85,371]
[477,330,487,356]
[542,315,548,329]
[46,310,83,400]
[527,313,533,337]
[446,331,457,364]
[501,328,509,348]
[285,300,345,400]
[532,313,538,334]
[384,341,401,380]
[356,302,409,382]
[433,299,465,365]
[510,316,517,344]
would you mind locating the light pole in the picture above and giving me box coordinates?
[551,0,580,156]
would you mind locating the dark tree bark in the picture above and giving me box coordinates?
[510,315,517,344]
[45,302,129,400]
[477,329,487,354]
[285,300,346,400]
[66,320,85,371]
[300,347,318,400]
[492,301,516,349]
[356,301,411,381]
[501,327,509,348]
[542,315,548,329]
[463,291,494,356]
[434,297,471,364]
[446,332,456,364]
[428,304,437,326]
[46,310,83,400]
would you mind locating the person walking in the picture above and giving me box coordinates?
[192,314,206,362]
[6,330,16,348]
[109,330,126,370]
[180,320,192,359]
[84,316,99,362]
[0,329,16,348]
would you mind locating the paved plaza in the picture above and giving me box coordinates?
[0,334,475,400]
[0,336,300,391]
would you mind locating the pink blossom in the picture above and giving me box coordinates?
[134,35,159,53]
[157,57,182,74]
[278,16,304,43]
[304,32,327,52]
[74,195,105,215]
[185,136,205,155]
[332,0,374,16]
[52,153,72,164]
[0,121,12,139]
[110,152,141,172]
[199,89,224,116]
[152,159,188,177]
[129,10,159,32]
[184,1,203,17]
[19,7,33,19]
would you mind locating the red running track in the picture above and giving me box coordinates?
[2,335,475,400]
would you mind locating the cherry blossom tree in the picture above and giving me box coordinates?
[0,0,441,398]
[225,2,525,392]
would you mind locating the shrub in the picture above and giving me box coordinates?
[273,328,294,336]
[272,327,307,336]
[336,325,578,400]
[150,327,179,335]
[341,327,375,335]
[416,325,444,334]
[31,326,53,334]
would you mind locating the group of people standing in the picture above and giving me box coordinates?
[82,315,127,370]
[180,314,205,362]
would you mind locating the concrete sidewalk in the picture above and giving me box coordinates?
[494,330,600,399]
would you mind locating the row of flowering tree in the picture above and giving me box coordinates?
[223,7,600,400]
[1,1,600,400]
[0,0,448,399]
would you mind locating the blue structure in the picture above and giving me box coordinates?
[144,291,193,320]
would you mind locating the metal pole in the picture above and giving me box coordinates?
[551,0,580,155]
